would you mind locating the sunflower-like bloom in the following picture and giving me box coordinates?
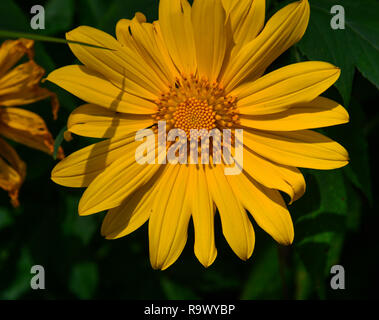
[0,38,63,206]
[48,0,349,269]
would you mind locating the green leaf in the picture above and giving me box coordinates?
[298,0,379,105]
[345,181,363,232]
[53,125,67,160]
[0,0,28,32]
[160,276,199,300]
[0,248,33,299]
[69,262,99,299]
[43,0,75,35]
[240,244,282,299]
[325,232,345,270]
[81,0,108,23]
[343,0,379,89]
[341,99,373,204]
[97,0,158,33]
[294,169,348,298]
[0,206,14,230]
[294,255,313,300]
[314,170,348,215]
[62,194,97,245]
[199,268,240,293]
[295,169,348,224]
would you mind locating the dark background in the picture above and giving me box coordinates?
[0,0,378,299]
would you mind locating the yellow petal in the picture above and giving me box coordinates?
[0,137,26,175]
[130,19,175,84]
[64,130,73,142]
[78,138,160,215]
[0,86,59,119]
[116,17,181,83]
[0,137,26,207]
[189,164,217,267]
[206,163,255,260]
[0,61,44,96]
[67,104,154,138]
[159,0,197,75]
[243,129,349,169]
[0,107,62,157]
[116,15,179,85]
[66,26,166,98]
[227,172,294,245]
[241,146,306,203]
[116,13,146,47]
[239,97,349,130]
[192,0,227,81]
[153,21,182,79]
[0,157,23,206]
[234,61,340,115]
[222,0,266,55]
[47,65,157,114]
[0,38,33,77]
[101,167,165,239]
[221,0,237,13]
[149,164,192,270]
[0,60,59,119]
[222,0,310,91]
[51,133,136,188]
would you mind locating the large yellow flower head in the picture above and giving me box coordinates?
[48,0,349,270]
[0,38,63,207]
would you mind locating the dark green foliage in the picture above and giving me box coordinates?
[0,0,378,300]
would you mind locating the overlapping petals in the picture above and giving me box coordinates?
[222,0,310,90]
[47,65,157,114]
[0,107,63,158]
[67,104,154,138]
[49,0,349,269]
[0,38,62,206]
[0,137,26,207]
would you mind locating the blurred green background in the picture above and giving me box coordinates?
[0,0,378,300]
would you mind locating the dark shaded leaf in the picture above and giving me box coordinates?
[341,99,373,204]
[160,276,199,300]
[69,262,98,299]
[298,0,379,105]
[241,244,282,299]
[43,0,75,35]
[294,170,348,298]
[53,125,66,160]
[62,194,97,245]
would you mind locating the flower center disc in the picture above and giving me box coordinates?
[173,97,216,138]
[153,74,240,140]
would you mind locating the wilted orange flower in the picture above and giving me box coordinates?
[0,38,63,206]
[48,0,349,270]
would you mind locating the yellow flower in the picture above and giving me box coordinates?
[48,0,349,270]
[0,38,63,206]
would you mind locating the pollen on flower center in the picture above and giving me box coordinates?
[173,98,216,138]
[153,74,239,140]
